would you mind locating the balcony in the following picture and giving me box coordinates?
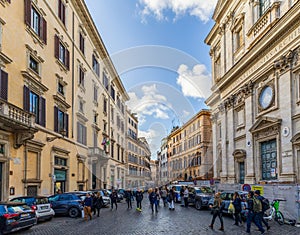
[0,100,37,148]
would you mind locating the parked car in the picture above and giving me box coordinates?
[48,193,83,218]
[74,190,110,208]
[10,196,55,222]
[187,186,214,210]
[0,202,36,234]
[117,189,126,197]
[209,191,248,220]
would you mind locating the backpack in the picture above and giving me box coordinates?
[253,197,262,213]
[261,197,270,211]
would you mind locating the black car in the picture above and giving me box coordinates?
[187,186,214,210]
[0,202,36,234]
[48,193,83,218]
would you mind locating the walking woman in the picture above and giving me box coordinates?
[209,192,224,231]
[149,188,158,213]
[94,192,104,217]
[125,189,133,209]
[168,187,175,210]
[232,192,242,226]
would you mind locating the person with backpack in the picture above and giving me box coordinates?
[254,190,270,231]
[245,191,265,234]
[252,191,265,234]
[209,192,224,231]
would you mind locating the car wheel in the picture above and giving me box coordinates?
[195,200,202,210]
[68,207,80,218]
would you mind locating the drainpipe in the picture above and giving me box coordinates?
[24,142,27,195]
[71,12,75,139]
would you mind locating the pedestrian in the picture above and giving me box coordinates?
[110,189,118,210]
[209,192,224,231]
[232,192,242,226]
[183,186,189,207]
[125,189,132,209]
[155,187,160,207]
[253,190,266,234]
[168,187,175,210]
[83,193,93,221]
[135,188,144,211]
[161,186,168,207]
[149,188,158,213]
[180,186,185,206]
[93,192,104,217]
[254,190,270,231]
[245,191,265,234]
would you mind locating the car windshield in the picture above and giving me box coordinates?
[11,197,35,205]
[36,197,49,204]
[200,187,213,193]
[8,205,30,213]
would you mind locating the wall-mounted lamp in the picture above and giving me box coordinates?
[46,129,67,142]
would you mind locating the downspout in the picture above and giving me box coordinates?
[24,142,27,195]
[72,12,75,139]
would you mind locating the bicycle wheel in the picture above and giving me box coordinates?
[275,211,284,225]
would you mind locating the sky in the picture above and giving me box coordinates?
[84,0,218,158]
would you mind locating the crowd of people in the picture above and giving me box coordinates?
[82,187,271,235]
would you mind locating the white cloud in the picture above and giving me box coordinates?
[176,64,212,99]
[127,84,172,124]
[138,0,218,23]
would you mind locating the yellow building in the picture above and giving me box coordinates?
[125,111,151,190]
[167,110,212,182]
[0,0,128,200]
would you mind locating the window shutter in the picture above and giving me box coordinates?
[23,85,30,111]
[54,35,59,59]
[58,0,62,20]
[39,96,46,127]
[62,3,66,25]
[66,49,70,70]
[24,0,31,26]
[83,126,87,145]
[54,106,58,132]
[41,18,47,44]
[77,122,80,143]
[0,70,8,101]
[64,113,69,137]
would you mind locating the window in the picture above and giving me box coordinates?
[77,122,87,145]
[54,106,68,136]
[94,113,98,124]
[54,35,70,70]
[0,69,8,101]
[92,55,99,76]
[79,66,84,87]
[23,86,45,126]
[58,81,64,96]
[93,85,98,102]
[110,85,115,100]
[111,107,114,123]
[259,0,270,16]
[103,72,109,90]
[24,0,47,44]
[103,97,107,113]
[79,32,85,55]
[79,99,84,113]
[234,26,243,52]
[55,156,67,166]
[29,56,39,74]
[58,0,66,25]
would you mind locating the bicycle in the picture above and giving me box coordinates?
[263,199,286,225]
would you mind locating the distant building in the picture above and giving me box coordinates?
[125,111,151,189]
[150,160,159,187]
[157,138,169,186]
[166,110,212,183]
[205,0,300,184]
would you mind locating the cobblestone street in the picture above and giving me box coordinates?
[17,199,299,235]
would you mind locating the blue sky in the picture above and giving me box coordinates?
[85,0,218,158]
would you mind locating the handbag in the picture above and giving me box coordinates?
[228,201,235,214]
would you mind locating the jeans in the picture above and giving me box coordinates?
[246,211,265,233]
[151,202,158,212]
[137,200,142,209]
[111,201,117,210]
[127,199,132,208]
[211,209,224,227]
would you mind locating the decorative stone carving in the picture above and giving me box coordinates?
[14,131,35,149]
[274,48,298,73]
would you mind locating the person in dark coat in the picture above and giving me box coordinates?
[83,193,93,221]
[148,188,158,213]
[125,189,133,209]
[233,192,242,226]
[93,192,104,217]
[110,189,118,210]
[246,191,265,234]
[135,188,144,211]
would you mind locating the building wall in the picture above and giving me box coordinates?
[205,0,300,184]
[0,0,129,200]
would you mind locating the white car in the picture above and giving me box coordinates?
[10,196,55,222]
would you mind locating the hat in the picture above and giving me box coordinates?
[254,190,261,195]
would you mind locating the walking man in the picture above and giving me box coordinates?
[135,188,144,211]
